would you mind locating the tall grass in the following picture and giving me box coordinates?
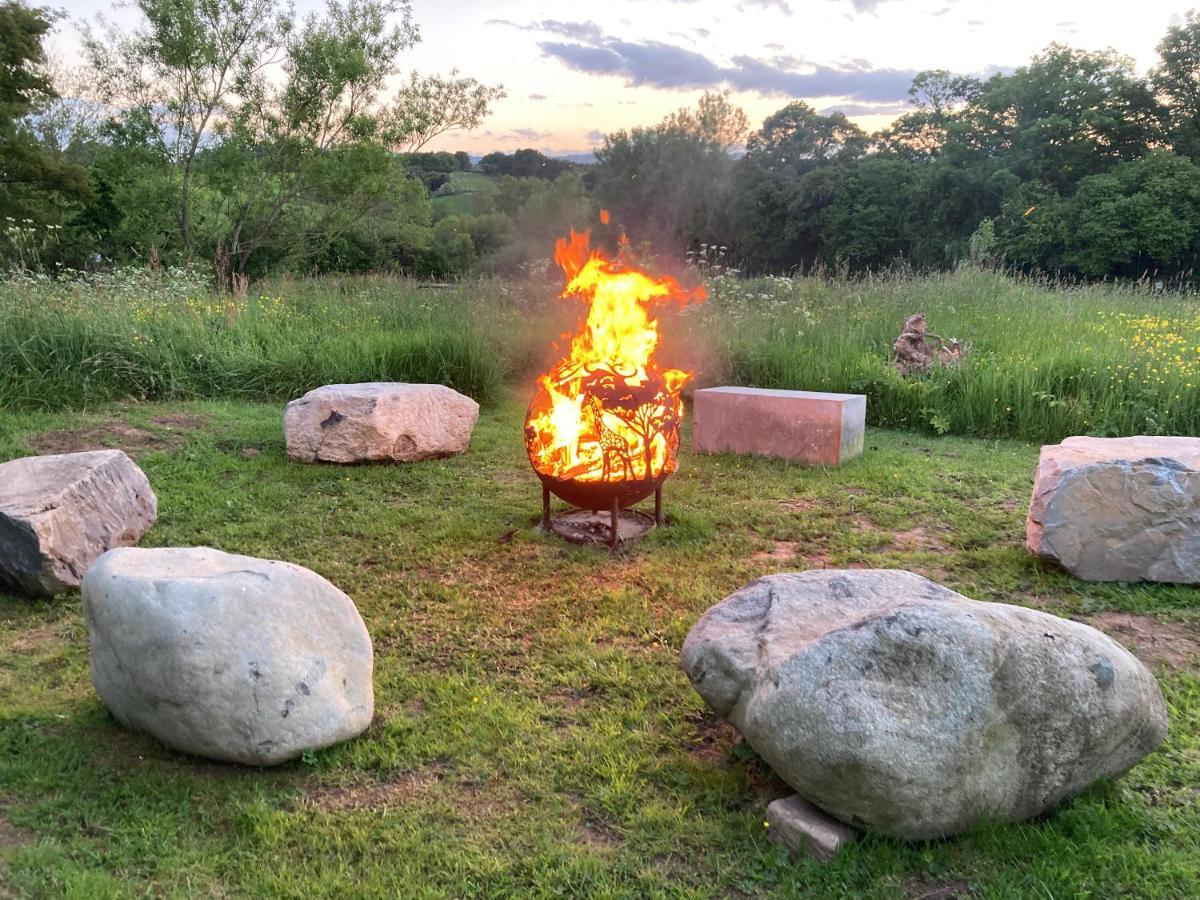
[0,270,508,409]
[3,266,1198,442]
[691,268,1200,441]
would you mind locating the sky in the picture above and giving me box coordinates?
[50,0,1191,157]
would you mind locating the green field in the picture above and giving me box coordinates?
[1,397,1197,897]
[430,171,503,217]
[3,267,1200,442]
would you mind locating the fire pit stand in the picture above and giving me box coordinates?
[538,480,664,550]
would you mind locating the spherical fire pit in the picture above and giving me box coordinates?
[523,217,704,548]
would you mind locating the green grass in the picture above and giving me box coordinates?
[0,271,509,410]
[5,267,1200,444]
[1,397,1197,897]
[430,172,502,217]
[695,268,1200,441]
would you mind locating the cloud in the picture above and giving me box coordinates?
[694,27,712,38]
[586,129,605,143]
[818,101,911,116]
[486,18,605,42]
[527,93,548,101]
[496,128,554,143]
[539,38,918,102]
[739,0,793,14]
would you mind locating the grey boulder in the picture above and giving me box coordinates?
[83,547,374,765]
[284,382,479,463]
[681,570,1167,840]
[1027,435,1200,583]
[0,450,157,597]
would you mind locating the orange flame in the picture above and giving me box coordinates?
[525,218,706,485]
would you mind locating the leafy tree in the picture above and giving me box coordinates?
[381,69,504,152]
[820,155,920,269]
[83,0,286,257]
[593,92,746,255]
[731,102,864,271]
[0,1,89,239]
[1154,11,1200,159]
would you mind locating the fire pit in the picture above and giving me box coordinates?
[524,215,705,548]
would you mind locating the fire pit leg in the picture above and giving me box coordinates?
[654,486,664,527]
[609,496,620,549]
[541,482,551,530]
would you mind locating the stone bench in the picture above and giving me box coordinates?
[692,386,865,465]
[1027,436,1200,583]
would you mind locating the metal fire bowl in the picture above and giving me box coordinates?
[537,471,667,510]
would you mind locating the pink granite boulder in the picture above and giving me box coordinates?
[1027,436,1200,583]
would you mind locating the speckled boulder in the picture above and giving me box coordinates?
[0,450,156,597]
[1027,436,1200,583]
[283,382,479,464]
[682,570,1167,840]
[83,547,373,765]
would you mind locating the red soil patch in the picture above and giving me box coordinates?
[1082,612,1200,672]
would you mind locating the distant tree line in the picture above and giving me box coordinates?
[5,1,1200,283]
[591,15,1200,281]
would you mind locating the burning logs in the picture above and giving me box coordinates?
[524,215,705,547]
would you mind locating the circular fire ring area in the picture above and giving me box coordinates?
[539,507,657,548]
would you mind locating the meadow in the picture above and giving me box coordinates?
[0,397,1197,898]
[0,268,1198,896]
[3,265,1200,443]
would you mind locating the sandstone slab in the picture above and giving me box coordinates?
[83,547,373,766]
[0,450,157,597]
[1027,436,1200,583]
[284,382,479,464]
[693,387,865,465]
[766,794,858,861]
[682,569,1167,840]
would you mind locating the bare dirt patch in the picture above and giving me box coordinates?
[776,497,820,513]
[6,622,66,654]
[686,715,740,764]
[302,765,447,813]
[147,413,208,430]
[750,540,833,568]
[1082,612,1200,671]
[906,879,974,900]
[889,526,954,554]
[30,422,178,457]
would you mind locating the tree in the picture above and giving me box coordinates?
[730,103,864,271]
[1153,11,1200,159]
[593,93,747,254]
[204,0,418,275]
[0,1,90,235]
[382,69,504,152]
[83,0,287,257]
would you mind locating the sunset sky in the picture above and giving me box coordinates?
[52,0,1191,156]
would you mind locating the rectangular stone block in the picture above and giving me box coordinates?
[766,795,858,862]
[693,386,865,465]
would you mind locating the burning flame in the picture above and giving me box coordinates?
[525,213,706,485]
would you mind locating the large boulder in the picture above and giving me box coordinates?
[1027,436,1200,583]
[83,547,374,766]
[681,570,1167,840]
[284,382,479,464]
[0,450,157,597]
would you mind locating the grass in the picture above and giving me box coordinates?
[0,270,510,410]
[0,395,1197,897]
[3,266,1200,444]
[696,268,1200,442]
[430,172,502,217]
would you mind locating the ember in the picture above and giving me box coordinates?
[525,213,705,547]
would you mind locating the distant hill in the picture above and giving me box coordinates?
[467,152,596,166]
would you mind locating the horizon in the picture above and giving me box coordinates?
[50,0,1192,156]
